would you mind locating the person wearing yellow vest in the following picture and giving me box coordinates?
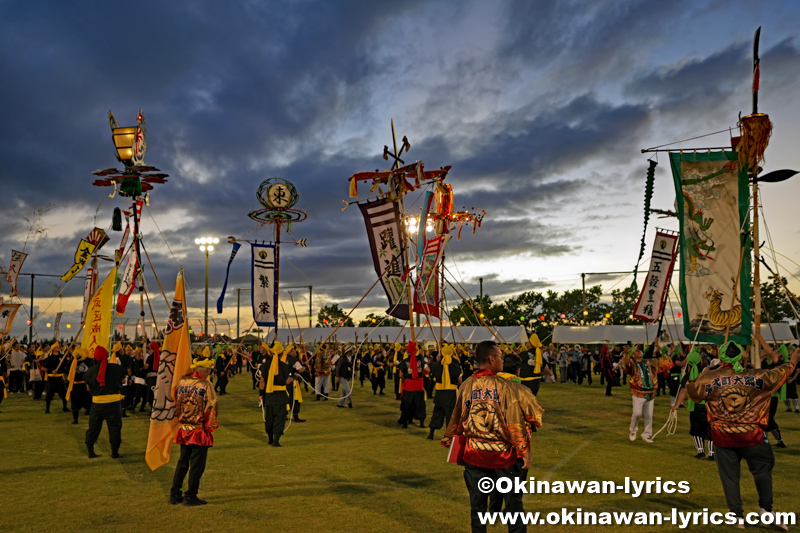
[259,342,294,447]
[66,346,95,425]
[42,343,69,414]
[519,334,544,397]
[427,344,462,440]
[83,346,126,459]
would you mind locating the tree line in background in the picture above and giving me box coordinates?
[314,277,800,341]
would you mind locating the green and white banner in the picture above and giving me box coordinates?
[670,151,751,344]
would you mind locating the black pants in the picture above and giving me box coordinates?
[371,371,385,394]
[216,373,228,394]
[766,396,780,432]
[85,401,122,452]
[32,380,44,399]
[71,385,92,421]
[714,440,774,516]
[668,374,681,398]
[9,370,24,392]
[171,444,209,498]
[145,376,157,409]
[429,389,456,430]
[399,390,426,424]
[45,378,68,411]
[583,369,592,385]
[263,399,288,438]
[464,462,527,533]
[123,385,134,411]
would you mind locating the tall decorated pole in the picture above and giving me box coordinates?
[245,178,307,340]
[91,109,168,352]
[346,121,483,349]
[739,27,772,368]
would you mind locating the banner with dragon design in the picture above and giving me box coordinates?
[670,151,751,344]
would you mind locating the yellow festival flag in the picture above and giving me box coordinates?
[145,270,192,471]
[79,267,116,356]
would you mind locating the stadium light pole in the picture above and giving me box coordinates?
[195,236,218,338]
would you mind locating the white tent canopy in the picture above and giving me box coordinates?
[552,323,796,344]
[241,326,528,345]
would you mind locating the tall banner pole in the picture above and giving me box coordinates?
[393,120,415,343]
[274,222,281,343]
[751,27,762,369]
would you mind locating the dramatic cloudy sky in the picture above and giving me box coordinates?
[2,0,800,339]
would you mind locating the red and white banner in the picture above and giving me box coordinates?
[116,253,138,316]
[633,231,679,322]
[414,234,450,318]
[7,250,27,298]
[81,267,98,325]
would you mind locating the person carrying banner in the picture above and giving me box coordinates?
[683,336,798,528]
[83,346,126,459]
[442,340,544,533]
[259,342,294,447]
[620,341,676,443]
[169,358,218,506]
[42,343,69,414]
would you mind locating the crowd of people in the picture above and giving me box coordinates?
[1,331,798,528]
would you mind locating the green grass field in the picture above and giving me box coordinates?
[1,374,798,532]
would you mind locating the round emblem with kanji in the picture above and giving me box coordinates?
[257,178,299,209]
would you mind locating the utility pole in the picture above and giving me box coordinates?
[581,273,586,325]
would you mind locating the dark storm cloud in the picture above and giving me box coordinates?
[627,37,800,122]
[3,0,800,337]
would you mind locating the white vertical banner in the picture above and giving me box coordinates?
[251,243,277,327]
[632,231,679,322]
[7,250,27,298]
[81,267,98,325]
[54,311,63,341]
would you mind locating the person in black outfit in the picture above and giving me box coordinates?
[428,345,462,440]
[358,349,370,387]
[83,346,126,458]
[68,347,95,424]
[284,344,307,422]
[114,344,134,417]
[42,344,69,414]
[371,350,387,395]
[214,349,230,395]
[258,343,294,447]
[143,341,160,411]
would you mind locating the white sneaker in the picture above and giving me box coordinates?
[629,431,637,441]
[758,508,788,531]
[642,435,654,443]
